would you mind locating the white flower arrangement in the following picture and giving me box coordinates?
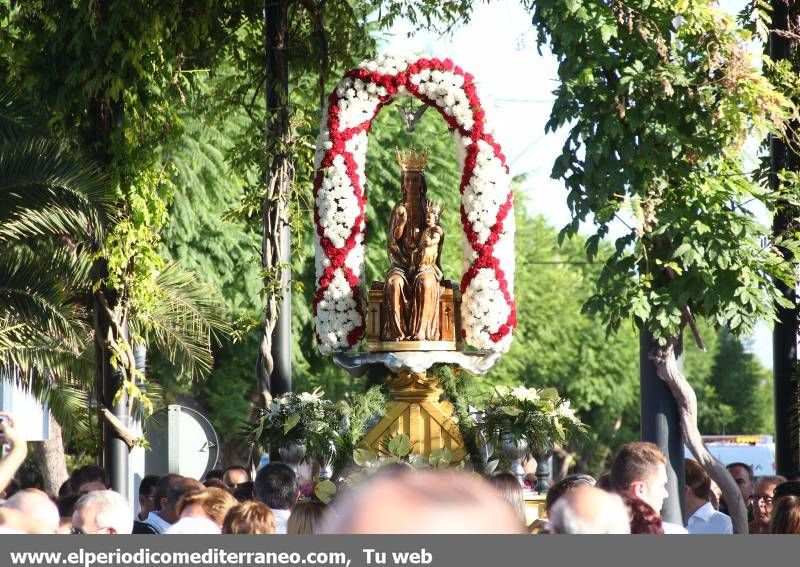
[482,385,585,451]
[313,52,516,354]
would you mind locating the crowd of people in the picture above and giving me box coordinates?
[0,411,798,534]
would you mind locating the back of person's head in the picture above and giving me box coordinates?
[167,478,204,510]
[596,472,611,491]
[16,467,43,491]
[623,495,664,534]
[486,473,526,524]
[255,463,298,510]
[726,462,753,481]
[154,474,183,511]
[773,480,800,501]
[223,501,276,534]
[69,464,109,494]
[545,474,596,513]
[161,477,203,524]
[548,486,631,534]
[57,493,82,520]
[610,442,666,492]
[684,459,711,500]
[321,468,524,534]
[72,490,133,534]
[233,481,255,502]
[287,500,330,534]
[177,487,237,527]
[57,479,72,499]
[3,488,60,533]
[770,495,800,534]
[204,469,225,482]
[756,475,787,491]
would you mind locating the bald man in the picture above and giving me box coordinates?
[548,486,631,534]
[322,467,524,534]
[2,489,60,533]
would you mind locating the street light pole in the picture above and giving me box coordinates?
[770,0,800,479]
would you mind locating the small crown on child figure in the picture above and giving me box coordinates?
[426,199,442,217]
[396,146,429,172]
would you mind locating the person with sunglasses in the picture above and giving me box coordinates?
[750,475,786,534]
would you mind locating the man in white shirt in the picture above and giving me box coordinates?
[254,463,298,534]
[133,475,203,534]
[684,459,732,534]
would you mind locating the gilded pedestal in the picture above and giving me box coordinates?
[358,369,466,461]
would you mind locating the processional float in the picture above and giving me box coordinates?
[312,52,516,461]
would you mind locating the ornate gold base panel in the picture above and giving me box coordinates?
[359,369,466,461]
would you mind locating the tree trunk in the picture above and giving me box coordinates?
[650,337,749,534]
[33,414,68,497]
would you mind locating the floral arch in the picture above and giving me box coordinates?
[312,52,516,355]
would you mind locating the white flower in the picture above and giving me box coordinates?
[511,386,539,403]
[556,400,581,424]
[313,52,514,354]
[298,390,322,404]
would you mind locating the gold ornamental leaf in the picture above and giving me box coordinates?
[353,448,376,466]
[388,433,412,457]
[314,480,337,504]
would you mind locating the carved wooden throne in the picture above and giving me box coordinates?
[357,279,466,461]
[365,280,463,352]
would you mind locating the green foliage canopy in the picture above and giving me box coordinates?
[529,0,800,342]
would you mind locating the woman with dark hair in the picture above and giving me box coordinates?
[770,495,800,534]
[623,495,664,534]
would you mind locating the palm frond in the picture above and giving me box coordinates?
[130,263,230,382]
[0,247,91,351]
[0,138,115,243]
[0,88,47,144]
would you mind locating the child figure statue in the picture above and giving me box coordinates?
[409,200,444,341]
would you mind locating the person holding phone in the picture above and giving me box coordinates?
[0,412,26,496]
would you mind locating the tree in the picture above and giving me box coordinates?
[707,330,773,434]
[0,87,114,494]
[0,3,234,487]
[529,0,799,531]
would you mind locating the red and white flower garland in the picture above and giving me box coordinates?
[313,52,516,354]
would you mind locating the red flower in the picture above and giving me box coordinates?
[314,55,517,349]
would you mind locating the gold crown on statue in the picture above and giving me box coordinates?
[396,146,430,172]
[426,199,442,217]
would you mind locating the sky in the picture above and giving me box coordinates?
[380,0,775,368]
